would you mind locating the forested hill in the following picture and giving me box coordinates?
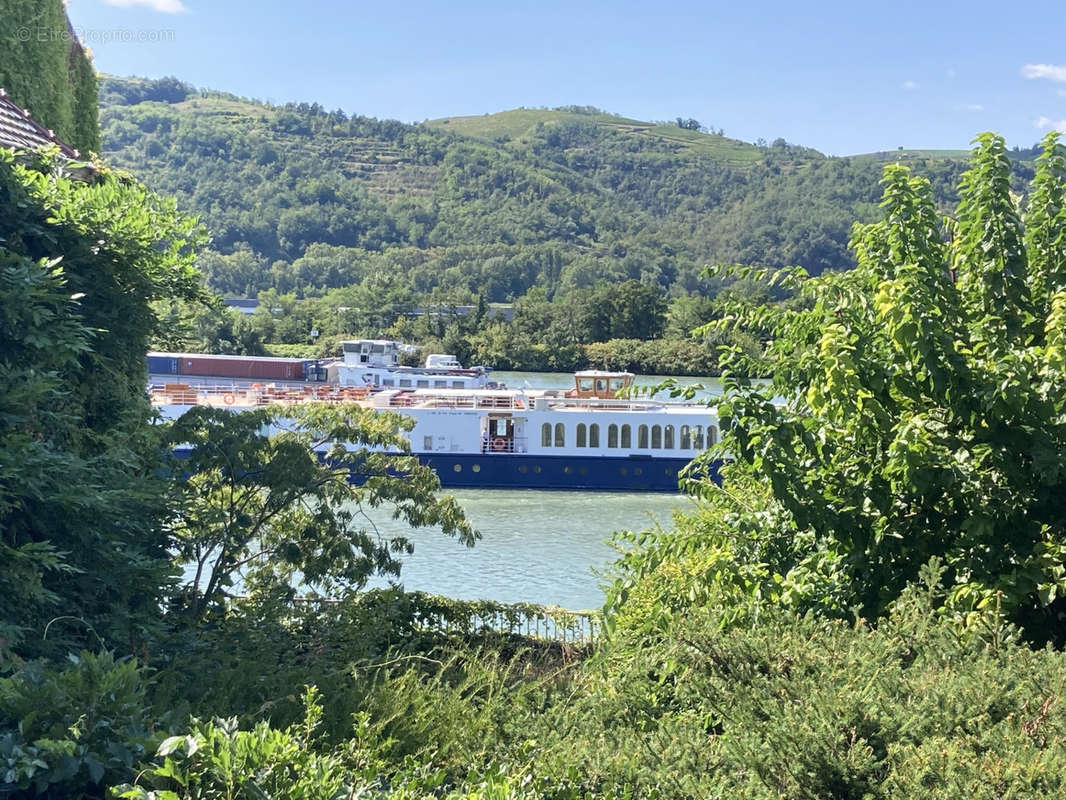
[99,75,1010,301]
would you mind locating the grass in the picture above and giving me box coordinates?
[426,108,771,165]
[849,148,974,163]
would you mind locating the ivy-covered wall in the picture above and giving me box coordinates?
[0,0,100,153]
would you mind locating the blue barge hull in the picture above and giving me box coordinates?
[418,453,716,492]
[172,449,715,492]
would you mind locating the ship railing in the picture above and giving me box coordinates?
[479,436,527,454]
[150,383,374,408]
[392,393,527,411]
[543,397,669,412]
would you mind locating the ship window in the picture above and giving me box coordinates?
[371,344,385,353]
[609,377,625,391]
[589,423,600,448]
[472,464,481,473]
[708,425,718,445]
[693,425,704,450]
[417,379,430,388]
[680,425,691,449]
[518,465,528,473]
[576,423,587,447]
[633,467,642,477]
[651,425,662,449]
[564,466,572,474]
[595,378,607,392]
[578,378,595,392]
[382,379,394,387]
[664,424,675,449]
[554,423,565,447]
[399,379,412,388]
[533,465,542,474]
[423,436,433,450]
[453,464,462,472]
[434,380,447,388]
[607,424,618,448]
[452,381,465,389]
[620,424,632,448]
[638,425,649,449]
[541,423,552,447]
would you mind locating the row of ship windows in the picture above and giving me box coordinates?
[381,378,467,389]
[452,463,673,477]
[540,422,716,450]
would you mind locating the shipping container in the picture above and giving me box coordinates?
[144,352,309,381]
[178,354,305,381]
[146,353,180,375]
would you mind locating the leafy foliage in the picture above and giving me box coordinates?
[667,132,1066,642]
[93,578,1066,799]
[0,0,100,152]
[0,149,204,658]
[0,651,159,795]
[166,404,476,621]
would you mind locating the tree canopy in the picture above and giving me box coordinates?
[625,132,1066,643]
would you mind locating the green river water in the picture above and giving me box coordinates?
[364,489,696,611]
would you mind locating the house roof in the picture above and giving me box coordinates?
[0,87,80,158]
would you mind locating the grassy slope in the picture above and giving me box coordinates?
[850,148,973,163]
[427,108,772,165]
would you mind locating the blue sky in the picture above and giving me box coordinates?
[66,0,1066,155]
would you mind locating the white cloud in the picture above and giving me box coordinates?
[963,103,983,112]
[1035,116,1066,131]
[1021,63,1066,83]
[101,0,187,12]
[902,80,919,90]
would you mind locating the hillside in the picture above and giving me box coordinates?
[425,107,779,165]
[99,75,980,302]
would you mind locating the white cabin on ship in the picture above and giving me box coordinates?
[329,339,495,390]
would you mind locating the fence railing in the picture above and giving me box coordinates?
[280,590,603,647]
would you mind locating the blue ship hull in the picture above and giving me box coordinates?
[172,449,716,492]
[417,453,716,492]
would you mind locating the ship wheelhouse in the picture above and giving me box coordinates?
[569,370,634,399]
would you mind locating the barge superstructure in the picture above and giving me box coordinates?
[151,369,719,492]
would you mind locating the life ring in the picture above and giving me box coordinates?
[223,393,236,405]
[491,437,507,452]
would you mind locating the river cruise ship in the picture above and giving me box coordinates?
[152,369,719,492]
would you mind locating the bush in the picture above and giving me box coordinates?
[0,651,160,796]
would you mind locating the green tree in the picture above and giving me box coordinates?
[0,149,205,658]
[166,404,476,621]
[679,133,1066,642]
